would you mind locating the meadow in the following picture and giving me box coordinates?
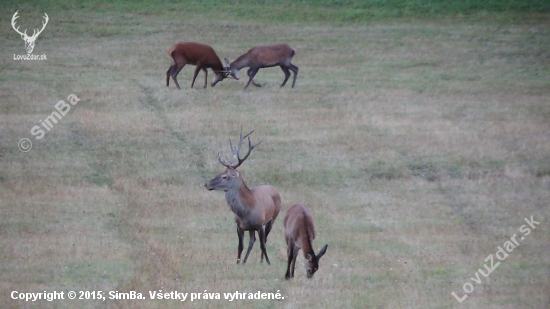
[1,1,549,308]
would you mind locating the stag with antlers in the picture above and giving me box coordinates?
[204,128,281,265]
[11,11,49,54]
[166,42,230,89]
[224,43,298,89]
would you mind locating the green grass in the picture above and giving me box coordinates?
[2,0,549,25]
[1,1,550,309]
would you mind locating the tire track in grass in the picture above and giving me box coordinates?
[105,81,210,295]
[136,82,208,176]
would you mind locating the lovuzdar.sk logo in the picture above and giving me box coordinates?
[11,11,48,60]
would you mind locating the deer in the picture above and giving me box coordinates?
[166,42,229,90]
[284,204,328,279]
[204,128,281,265]
[224,43,298,89]
[11,11,49,54]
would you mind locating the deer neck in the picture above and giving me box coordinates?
[301,218,315,258]
[225,178,254,217]
[231,55,250,70]
[302,238,314,260]
[211,58,225,72]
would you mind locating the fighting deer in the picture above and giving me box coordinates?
[11,11,49,54]
[166,42,229,89]
[204,128,281,265]
[224,43,298,89]
[284,204,328,279]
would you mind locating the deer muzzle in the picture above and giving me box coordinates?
[204,182,214,191]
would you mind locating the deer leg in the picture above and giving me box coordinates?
[264,220,273,243]
[289,63,299,88]
[290,244,299,278]
[236,226,244,264]
[259,231,265,263]
[242,230,256,264]
[259,221,274,263]
[244,68,260,90]
[202,68,208,89]
[171,63,186,90]
[280,66,291,87]
[247,68,262,87]
[166,64,176,87]
[191,66,202,88]
[285,239,295,279]
[258,226,270,265]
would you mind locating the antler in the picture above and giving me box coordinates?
[11,11,48,39]
[11,11,27,38]
[218,127,264,169]
[215,69,236,79]
[30,13,49,39]
[221,58,238,79]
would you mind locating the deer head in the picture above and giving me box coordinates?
[211,70,227,87]
[12,11,49,54]
[305,245,328,278]
[211,60,236,86]
[224,58,240,80]
[204,127,264,192]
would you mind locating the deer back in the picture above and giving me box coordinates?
[231,43,294,69]
[168,42,224,70]
[284,204,316,251]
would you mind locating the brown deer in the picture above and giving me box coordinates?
[204,128,281,265]
[166,42,229,89]
[224,43,298,89]
[284,204,328,279]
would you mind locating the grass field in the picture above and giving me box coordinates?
[1,1,549,308]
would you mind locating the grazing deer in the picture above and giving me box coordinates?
[11,11,49,54]
[166,42,229,89]
[204,128,281,265]
[224,43,298,89]
[284,204,328,279]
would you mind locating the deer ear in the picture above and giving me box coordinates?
[317,245,328,259]
[305,253,313,261]
[224,58,230,67]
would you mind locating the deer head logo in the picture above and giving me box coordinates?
[11,11,49,54]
